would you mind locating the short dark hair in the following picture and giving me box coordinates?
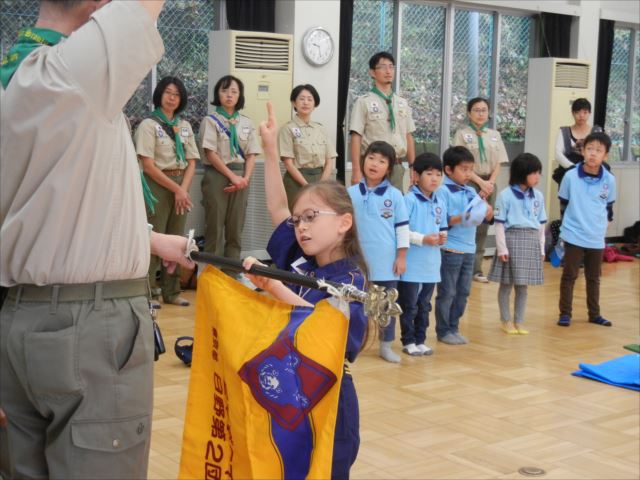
[509,153,542,185]
[571,97,591,113]
[152,76,188,114]
[368,51,395,70]
[443,146,474,171]
[467,97,490,113]
[290,84,320,107]
[583,131,612,153]
[361,141,396,178]
[41,0,83,10]
[211,75,245,111]
[413,152,442,174]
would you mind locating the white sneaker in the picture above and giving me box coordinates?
[416,344,433,356]
[402,343,421,356]
[473,273,489,283]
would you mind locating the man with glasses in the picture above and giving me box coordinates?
[349,52,416,191]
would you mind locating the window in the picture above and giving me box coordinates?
[605,27,639,162]
[348,2,534,158]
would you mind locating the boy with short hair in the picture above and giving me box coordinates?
[557,132,616,327]
[398,153,448,356]
[435,146,493,345]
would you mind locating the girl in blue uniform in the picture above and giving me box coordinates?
[347,141,410,363]
[243,103,370,479]
[488,153,547,334]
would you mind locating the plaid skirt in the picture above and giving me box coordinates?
[488,227,544,285]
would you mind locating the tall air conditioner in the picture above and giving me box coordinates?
[524,58,591,220]
[207,30,294,254]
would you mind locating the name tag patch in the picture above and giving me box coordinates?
[463,133,474,144]
[292,127,302,138]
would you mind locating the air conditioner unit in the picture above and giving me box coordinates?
[524,58,591,221]
[204,30,294,256]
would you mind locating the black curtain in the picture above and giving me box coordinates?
[594,19,615,129]
[536,12,572,58]
[226,0,275,32]
[335,0,353,183]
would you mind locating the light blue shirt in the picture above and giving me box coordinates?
[559,163,616,249]
[401,186,448,283]
[348,179,409,281]
[437,175,481,254]
[494,185,547,229]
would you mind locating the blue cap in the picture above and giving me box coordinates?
[460,195,488,228]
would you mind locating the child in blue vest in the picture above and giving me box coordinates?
[557,132,616,327]
[435,146,493,345]
[348,141,410,363]
[488,153,547,334]
[398,153,448,356]
[243,103,371,479]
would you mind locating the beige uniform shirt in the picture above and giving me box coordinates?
[0,2,164,286]
[198,112,262,165]
[134,117,200,170]
[349,91,416,158]
[453,126,509,177]
[278,116,337,169]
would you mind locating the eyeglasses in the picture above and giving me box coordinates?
[374,64,395,71]
[471,108,489,114]
[286,209,338,227]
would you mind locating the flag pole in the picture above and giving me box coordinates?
[189,251,401,327]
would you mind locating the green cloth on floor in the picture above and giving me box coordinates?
[623,344,640,353]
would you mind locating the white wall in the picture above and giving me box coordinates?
[275,0,341,146]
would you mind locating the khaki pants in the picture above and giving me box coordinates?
[0,279,153,479]
[201,164,248,273]
[389,162,406,192]
[283,167,323,211]
[469,178,497,275]
[146,174,187,302]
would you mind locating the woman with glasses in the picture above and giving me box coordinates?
[135,76,200,307]
[453,97,509,283]
[198,75,262,276]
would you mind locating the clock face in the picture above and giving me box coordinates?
[303,27,334,66]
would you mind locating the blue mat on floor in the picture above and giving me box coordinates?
[572,354,640,391]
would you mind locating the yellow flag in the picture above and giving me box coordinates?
[179,266,349,480]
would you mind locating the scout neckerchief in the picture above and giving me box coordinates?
[1,28,67,88]
[370,86,396,132]
[214,107,243,160]
[208,114,246,160]
[151,108,187,168]
[468,120,488,164]
[140,173,158,215]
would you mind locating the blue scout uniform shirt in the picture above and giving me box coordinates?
[267,220,368,363]
[558,163,616,249]
[348,179,409,282]
[438,175,481,254]
[494,185,547,229]
[401,186,448,283]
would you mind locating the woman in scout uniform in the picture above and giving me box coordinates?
[198,75,261,273]
[135,76,199,307]
[453,97,509,283]
[278,84,337,210]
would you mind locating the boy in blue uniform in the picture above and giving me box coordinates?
[557,132,616,327]
[398,153,448,356]
[348,141,410,363]
[435,146,493,345]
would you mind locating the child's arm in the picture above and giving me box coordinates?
[448,214,462,226]
[393,248,408,276]
[260,102,291,226]
[494,222,509,262]
[242,257,313,307]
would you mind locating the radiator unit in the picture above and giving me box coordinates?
[208,30,293,129]
[524,58,592,220]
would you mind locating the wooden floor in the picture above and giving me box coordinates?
[149,260,640,480]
